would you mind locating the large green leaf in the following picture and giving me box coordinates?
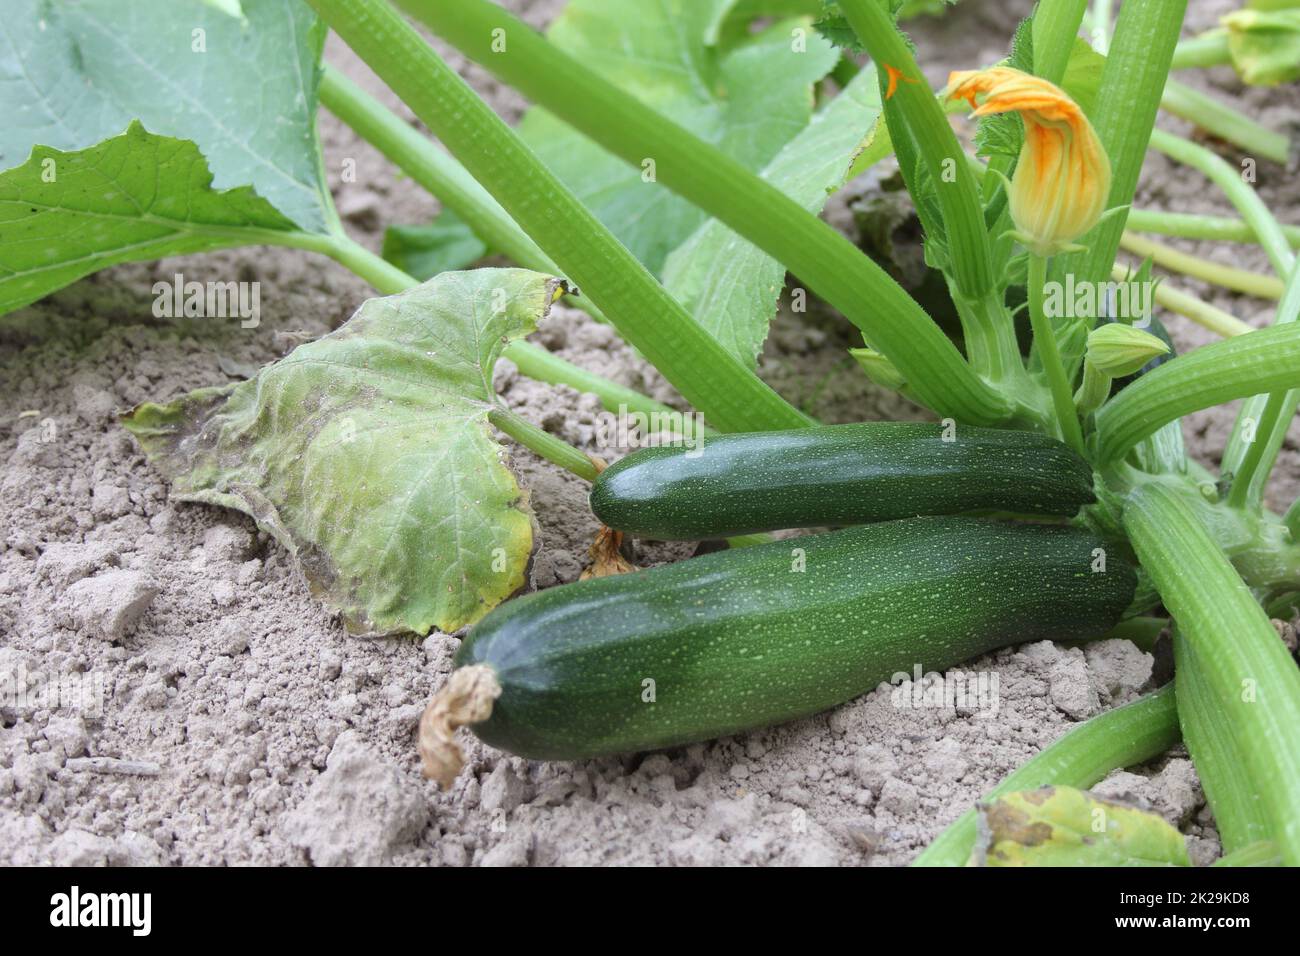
[0,123,302,315]
[123,270,558,636]
[662,68,882,367]
[0,0,331,232]
[972,786,1190,867]
[517,0,839,275]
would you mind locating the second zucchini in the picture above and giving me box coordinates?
[589,422,1096,539]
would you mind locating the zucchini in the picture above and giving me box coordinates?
[589,422,1095,539]
[419,517,1133,782]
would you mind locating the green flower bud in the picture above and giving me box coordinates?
[1085,324,1170,378]
[1074,360,1112,418]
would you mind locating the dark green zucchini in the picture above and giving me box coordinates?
[430,517,1133,769]
[589,422,1095,539]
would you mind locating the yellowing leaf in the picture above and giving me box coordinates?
[124,270,562,636]
[972,786,1191,867]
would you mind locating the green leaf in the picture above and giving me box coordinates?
[0,0,331,232]
[123,269,559,636]
[662,68,882,367]
[972,786,1191,867]
[518,0,839,275]
[382,211,488,281]
[0,123,301,315]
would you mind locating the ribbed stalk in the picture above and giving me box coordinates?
[1095,323,1300,465]
[1029,255,1087,456]
[395,0,1012,425]
[836,0,993,300]
[307,0,812,433]
[1124,482,1300,865]
[1224,261,1300,510]
[1034,0,1090,82]
[1053,1,1188,300]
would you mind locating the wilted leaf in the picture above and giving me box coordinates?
[0,124,300,315]
[123,270,562,636]
[0,0,330,231]
[662,68,882,366]
[519,0,838,274]
[972,786,1191,867]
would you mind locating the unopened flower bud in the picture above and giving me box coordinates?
[1086,323,1170,378]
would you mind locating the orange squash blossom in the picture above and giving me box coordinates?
[946,66,1112,257]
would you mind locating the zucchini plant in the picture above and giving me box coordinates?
[3,0,1299,865]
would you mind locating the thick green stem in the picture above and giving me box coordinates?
[487,407,599,482]
[1053,0,1188,305]
[319,66,547,274]
[1224,261,1300,511]
[841,0,1023,391]
[1029,255,1087,455]
[320,65,541,268]
[308,0,812,434]
[1126,209,1300,248]
[397,0,1013,426]
[1034,0,1090,81]
[1171,30,1232,70]
[1124,482,1300,865]
[1161,78,1291,167]
[1096,323,1300,464]
[313,232,414,295]
[914,686,1180,867]
[838,0,994,300]
[319,65,608,324]
[1119,233,1285,300]
[504,340,702,435]
[1175,628,1275,853]
[1149,128,1296,278]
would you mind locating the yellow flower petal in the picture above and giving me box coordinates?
[947,67,1112,257]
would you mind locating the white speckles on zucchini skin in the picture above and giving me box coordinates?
[455,517,1134,760]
